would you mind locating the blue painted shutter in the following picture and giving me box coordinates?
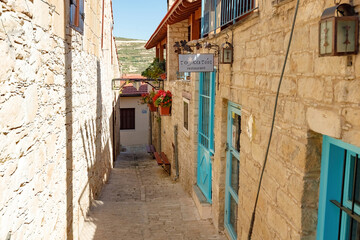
[79,0,85,31]
[70,0,76,26]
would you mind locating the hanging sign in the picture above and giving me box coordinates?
[179,54,214,72]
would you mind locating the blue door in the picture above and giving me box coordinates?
[197,72,215,203]
[224,102,241,240]
[317,136,360,240]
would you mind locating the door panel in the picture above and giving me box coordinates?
[230,154,239,195]
[229,195,238,234]
[225,102,241,240]
[197,144,212,201]
[197,72,215,203]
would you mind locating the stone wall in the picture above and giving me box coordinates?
[159,78,199,193]
[155,0,360,239]
[155,20,200,193]
[0,0,119,239]
[150,20,200,193]
[202,0,359,239]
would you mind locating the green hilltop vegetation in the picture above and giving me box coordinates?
[115,37,141,41]
[115,37,155,75]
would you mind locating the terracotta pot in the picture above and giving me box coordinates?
[148,103,157,112]
[159,105,171,116]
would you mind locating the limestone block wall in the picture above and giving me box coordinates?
[167,20,188,81]
[196,0,360,239]
[160,78,199,193]
[154,20,200,193]
[0,0,119,239]
[152,0,360,239]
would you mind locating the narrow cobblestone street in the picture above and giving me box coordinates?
[80,146,226,240]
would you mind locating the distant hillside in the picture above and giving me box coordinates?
[115,37,142,41]
[115,37,155,75]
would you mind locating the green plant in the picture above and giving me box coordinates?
[139,88,156,104]
[141,58,166,80]
[155,115,161,123]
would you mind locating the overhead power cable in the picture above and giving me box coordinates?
[247,0,300,239]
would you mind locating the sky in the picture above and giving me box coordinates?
[112,0,168,40]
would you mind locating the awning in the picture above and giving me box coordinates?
[145,0,201,49]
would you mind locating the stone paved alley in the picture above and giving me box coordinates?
[80,146,226,240]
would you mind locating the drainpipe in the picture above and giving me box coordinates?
[158,80,165,153]
[149,111,152,145]
[158,115,161,152]
[174,125,179,180]
[112,99,116,164]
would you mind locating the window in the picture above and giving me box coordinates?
[183,98,189,133]
[70,0,84,33]
[177,72,191,81]
[188,26,191,41]
[202,0,256,36]
[120,108,135,130]
[317,136,360,240]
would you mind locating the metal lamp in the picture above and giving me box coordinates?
[319,3,359,56]
[221,42,233,64]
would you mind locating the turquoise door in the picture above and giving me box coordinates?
[197,72,215,203]
[224,102,241,240]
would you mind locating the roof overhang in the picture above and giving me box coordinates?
[145,0,201,49]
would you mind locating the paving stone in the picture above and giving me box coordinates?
[80,145,226,240]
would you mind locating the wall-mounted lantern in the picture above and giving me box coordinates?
[173,42,181,54]
[319,3,359,56]
[221,42,233,64]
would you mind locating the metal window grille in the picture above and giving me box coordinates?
[202,0,256,36]
[120,108,135,130]
[331,152,360,240]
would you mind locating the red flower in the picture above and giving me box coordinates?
[153,89,172,107]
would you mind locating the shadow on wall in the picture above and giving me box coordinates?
[77,60,121,235]
[65,14,118,240]
[300,131,322,238]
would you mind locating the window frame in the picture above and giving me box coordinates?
[317,136,360,240]
[70,0,85,34]
[183,97,190,135]
[201,0,256,37]
[340,151,360,239]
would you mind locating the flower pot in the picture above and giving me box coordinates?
[148,103,157,112]
[159,105,171,116]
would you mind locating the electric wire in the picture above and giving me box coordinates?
[0,17,13,48]
[247,0,300,239]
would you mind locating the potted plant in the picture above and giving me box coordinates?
[141,58,166,80]
[153,89,172,116]
[139,88,157,112]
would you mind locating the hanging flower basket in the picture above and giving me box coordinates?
[148,103,157,112]
[139,89,157,112]
[153,89,172,116]
[159,105,171,116]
